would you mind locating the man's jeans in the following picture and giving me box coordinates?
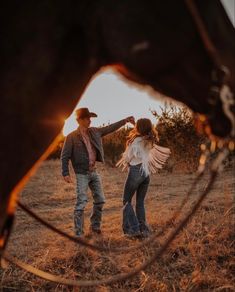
[74,171,105,235]
[123,164,150,235]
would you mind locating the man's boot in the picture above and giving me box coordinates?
[90,203,104,234]
[74,210,84,236]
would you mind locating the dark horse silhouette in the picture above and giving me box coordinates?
[0,0,234,254]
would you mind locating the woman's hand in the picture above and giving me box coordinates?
[125,116,135,125]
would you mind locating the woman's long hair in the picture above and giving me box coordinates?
[126,118,159,146]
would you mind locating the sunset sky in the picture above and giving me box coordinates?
[63,70,168,135]
[63,0,234,136]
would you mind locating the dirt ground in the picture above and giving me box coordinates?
[1,160,234,291]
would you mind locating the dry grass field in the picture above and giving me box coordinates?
[1,160,234,291]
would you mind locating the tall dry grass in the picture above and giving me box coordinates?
[1,159,234,291]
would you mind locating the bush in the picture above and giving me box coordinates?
[152,104,205,172]
[48,138,65,159]
[102,127,131,165]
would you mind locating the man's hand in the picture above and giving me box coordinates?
[125,116,135,125]
[63,175,72,183]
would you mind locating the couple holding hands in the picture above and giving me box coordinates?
[61,107,170,238]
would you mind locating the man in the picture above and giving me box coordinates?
[61,107,135,236]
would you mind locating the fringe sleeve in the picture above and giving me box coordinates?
[148,144,171,173]
[116,139,171,175]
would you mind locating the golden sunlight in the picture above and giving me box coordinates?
[62,69,165,136]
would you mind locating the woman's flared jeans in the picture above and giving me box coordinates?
[122,164,150,235]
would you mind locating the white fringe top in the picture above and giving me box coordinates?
[116,137,171,176]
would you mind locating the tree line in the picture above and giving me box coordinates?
[49,104,233,173]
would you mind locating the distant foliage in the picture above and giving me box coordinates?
[102,127,132,165]
[48,138,65,159]
[151,104,205,172]
[103,104,206,172]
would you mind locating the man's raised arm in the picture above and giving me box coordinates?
[98,116,135,137]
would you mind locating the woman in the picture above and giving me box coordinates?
[117,118,170,238]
